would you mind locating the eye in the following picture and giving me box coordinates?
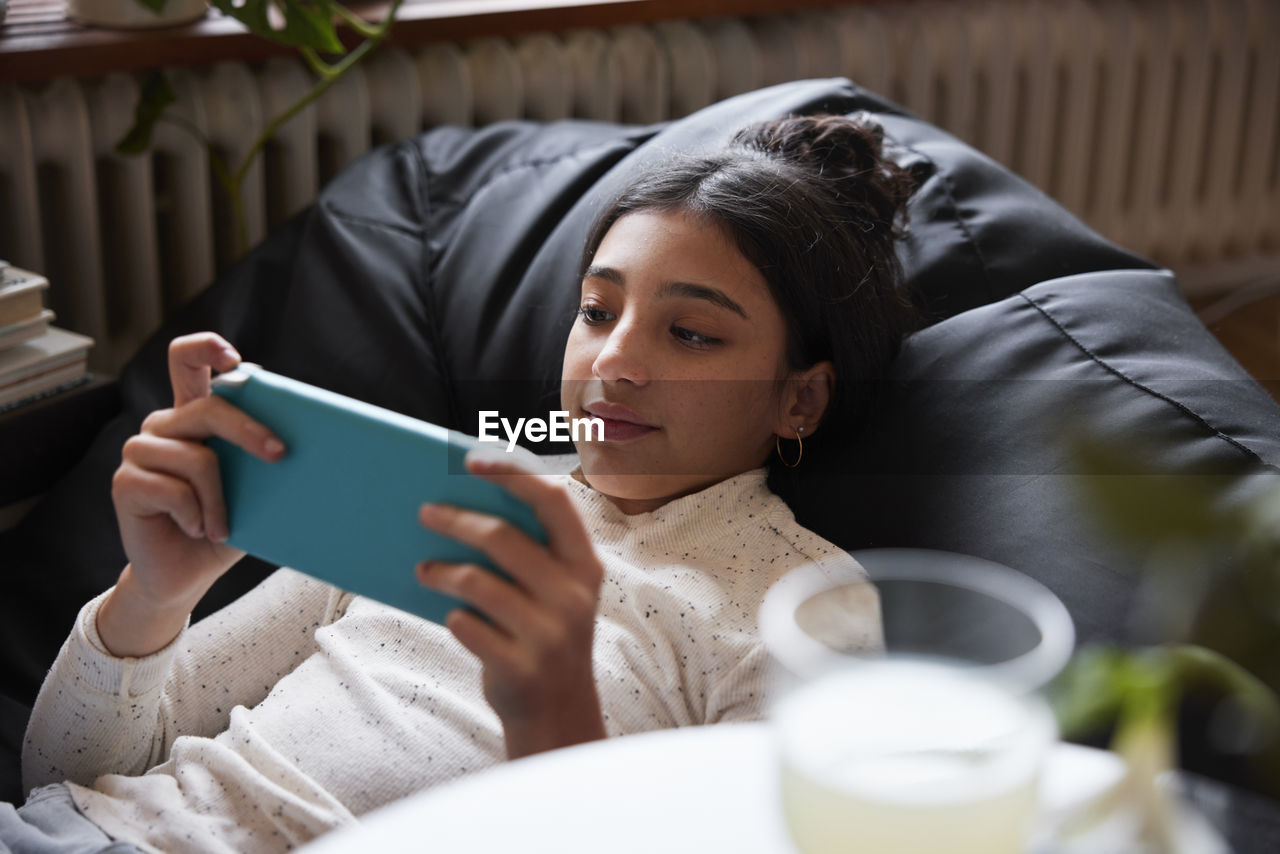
[671,325,722,349]
[578,305,615,325]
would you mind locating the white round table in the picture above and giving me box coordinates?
[300,722,1156,854]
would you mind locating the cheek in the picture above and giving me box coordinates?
[561,326,595,382]
[671,378,777,437]
[735,380,783,428]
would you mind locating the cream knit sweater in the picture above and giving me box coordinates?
[22,462,876,854]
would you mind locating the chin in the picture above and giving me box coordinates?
[579,469,671,500]
[578,461,722,507]
[575,442,761,503]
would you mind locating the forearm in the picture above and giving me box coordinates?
[23,569,346,792]
[501,683,608,761]
[23,590,182,791]
[96,563,204,658]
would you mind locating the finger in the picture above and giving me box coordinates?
[417,504,558,599]
[416,561,542,637]
[463,452,600,578]
[123,434,231,542]
[143,396,286,463]
[444,608,523,677]
[113,464,207,539]
[169,333,241,407]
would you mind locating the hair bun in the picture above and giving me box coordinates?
[731,113,918,239]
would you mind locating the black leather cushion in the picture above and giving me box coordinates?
[0,692,25,803]
[1,78,1275,769]
[782,268,1280,644]
[0,77,1156,705]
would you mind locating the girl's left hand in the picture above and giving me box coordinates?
[416,451,607,760]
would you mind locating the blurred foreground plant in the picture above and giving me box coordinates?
[1054,643,1280,852]
[118,0,403,254]
[1051,437,1280,851]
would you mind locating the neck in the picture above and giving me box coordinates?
[568,469,671,515]
[570,466,766,516]
[602,493,679,516]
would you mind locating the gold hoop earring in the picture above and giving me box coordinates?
[775,425,804,468]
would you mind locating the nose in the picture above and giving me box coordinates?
[592,319,650,387]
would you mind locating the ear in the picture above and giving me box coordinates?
[773,360,835,439]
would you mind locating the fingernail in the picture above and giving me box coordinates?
[211,524,229,543]
[264,437,285,457]
[419,504,441,522]
[467,449,505,469]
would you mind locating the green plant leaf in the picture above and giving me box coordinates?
[1050,644,1131,737]
[208,0,272,40]
[1068,437,1244,543]
[208,0,343,53]
[1054,642,1280,755]
[115,71,178,156]
[1168,644,1280,737]
[134,0,169,12]
[1052,644,1186,737]
[279,0,344,53]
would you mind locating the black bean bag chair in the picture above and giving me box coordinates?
[2,77,1277,848]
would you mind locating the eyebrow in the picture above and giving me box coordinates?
[583,265,749,319]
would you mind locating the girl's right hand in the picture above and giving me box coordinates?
[97,333,287,658]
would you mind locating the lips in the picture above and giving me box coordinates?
[582,401,659,441]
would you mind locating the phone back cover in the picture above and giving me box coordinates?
[209,369,546,625]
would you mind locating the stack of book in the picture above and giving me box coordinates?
[0,261,95,413]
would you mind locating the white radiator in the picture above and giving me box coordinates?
[1,0,1277,372]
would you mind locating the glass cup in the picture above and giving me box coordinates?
[760,548,1076,854]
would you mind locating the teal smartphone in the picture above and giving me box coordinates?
[208,363,547,625]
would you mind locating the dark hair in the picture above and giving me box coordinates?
[579,113,921,450]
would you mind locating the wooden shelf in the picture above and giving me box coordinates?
[0,0,874,83]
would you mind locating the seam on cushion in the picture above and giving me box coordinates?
[431,132,653,209]
[401,140,429,227]
[315,201,424,238]
[410,139,464,430]
[314,141,431,236]
[486,147,628,184]
[1016,291,1274,471]
[878,123,996,306]
[932,165,996,304]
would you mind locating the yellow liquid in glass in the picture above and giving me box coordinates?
[775,660,1053,854]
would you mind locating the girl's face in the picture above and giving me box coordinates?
[561,208,831,513]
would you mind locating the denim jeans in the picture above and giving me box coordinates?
[0,783,140,854]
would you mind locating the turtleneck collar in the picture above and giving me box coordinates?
[562,463,779,553]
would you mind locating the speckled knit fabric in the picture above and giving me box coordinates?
[22,461,876,854]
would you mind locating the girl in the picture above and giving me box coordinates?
[13,113,917,853]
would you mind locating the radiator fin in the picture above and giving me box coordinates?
[1,0,1276,371]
